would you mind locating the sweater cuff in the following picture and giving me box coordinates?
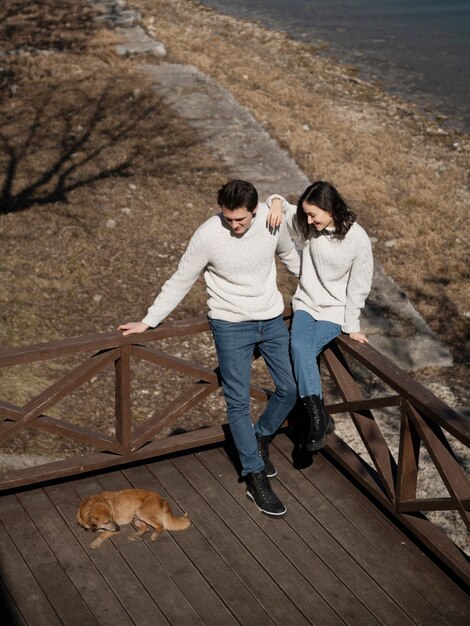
[141,313,159,328]
[266,194,286,211]
[341,321,361,334]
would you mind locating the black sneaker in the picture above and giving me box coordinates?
[255,433,277,478]
[245,469,287,517]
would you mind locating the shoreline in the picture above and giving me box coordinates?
[199,0,470,135]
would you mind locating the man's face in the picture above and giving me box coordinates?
[222,205,257,235]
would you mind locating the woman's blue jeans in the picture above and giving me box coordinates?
[290,310,341,398]
[210,315,297,476]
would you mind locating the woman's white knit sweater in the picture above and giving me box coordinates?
[142,204,300,327]
[266,196,373,334]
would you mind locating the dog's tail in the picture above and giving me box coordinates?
[163,506,191,532]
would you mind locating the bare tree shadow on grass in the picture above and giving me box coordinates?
[0,0,98,54]
[0,66,198,214]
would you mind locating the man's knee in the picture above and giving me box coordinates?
[224,393,251,420]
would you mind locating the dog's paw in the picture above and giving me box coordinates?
[90,540,102,550]
[150,532,160,541]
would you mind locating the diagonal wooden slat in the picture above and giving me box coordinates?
[131,344,218,382]
[336,335,470,445]
[322,344,396,502]
[0,349,118,444]
[132,344,270,403]
[396,401,421,505]
[406,400,470,531]
[1,412,121,454]
[0,400,23,421]
[131,380,220,451]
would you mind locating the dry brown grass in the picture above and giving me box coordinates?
[133,0,470,360]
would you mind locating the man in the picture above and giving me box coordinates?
[119,180,300,516]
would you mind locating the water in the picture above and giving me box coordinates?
[201,0,470,133]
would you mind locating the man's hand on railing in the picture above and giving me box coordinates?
[117,321,150,336]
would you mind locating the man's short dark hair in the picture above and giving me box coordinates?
[217,179,258,212]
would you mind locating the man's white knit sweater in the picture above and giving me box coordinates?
[266,197,373,334]
[142,204,300,327]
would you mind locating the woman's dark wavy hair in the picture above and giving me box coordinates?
[296,181,356,240]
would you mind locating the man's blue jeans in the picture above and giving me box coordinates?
[290,310,341,398]
[210,315,297,476]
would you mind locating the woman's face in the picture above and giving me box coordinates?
[302,201,335,231]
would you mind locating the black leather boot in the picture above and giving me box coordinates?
[302,394,329,451]
[246,469,286,516]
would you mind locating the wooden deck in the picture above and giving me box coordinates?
[1,434,468,626]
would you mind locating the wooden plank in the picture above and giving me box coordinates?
[170,452,341,625]
[145,457,279,626]
[0,494,58,568]
[277,436,470,623]
[0,498,99,626]
[48,480,170,626]
[0,522,61,626]
[198,450,396,626]
[119,540,205,625]
[120,464,240,626]
[0,577,27,626]
[33,561,100,626]
[15,488,132,625]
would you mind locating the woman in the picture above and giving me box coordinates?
[267,181,373,451]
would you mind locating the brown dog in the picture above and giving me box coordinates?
[76,488,191,549]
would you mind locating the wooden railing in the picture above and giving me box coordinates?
[0,310,469,585]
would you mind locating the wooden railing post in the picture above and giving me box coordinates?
[115,345,132,454]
